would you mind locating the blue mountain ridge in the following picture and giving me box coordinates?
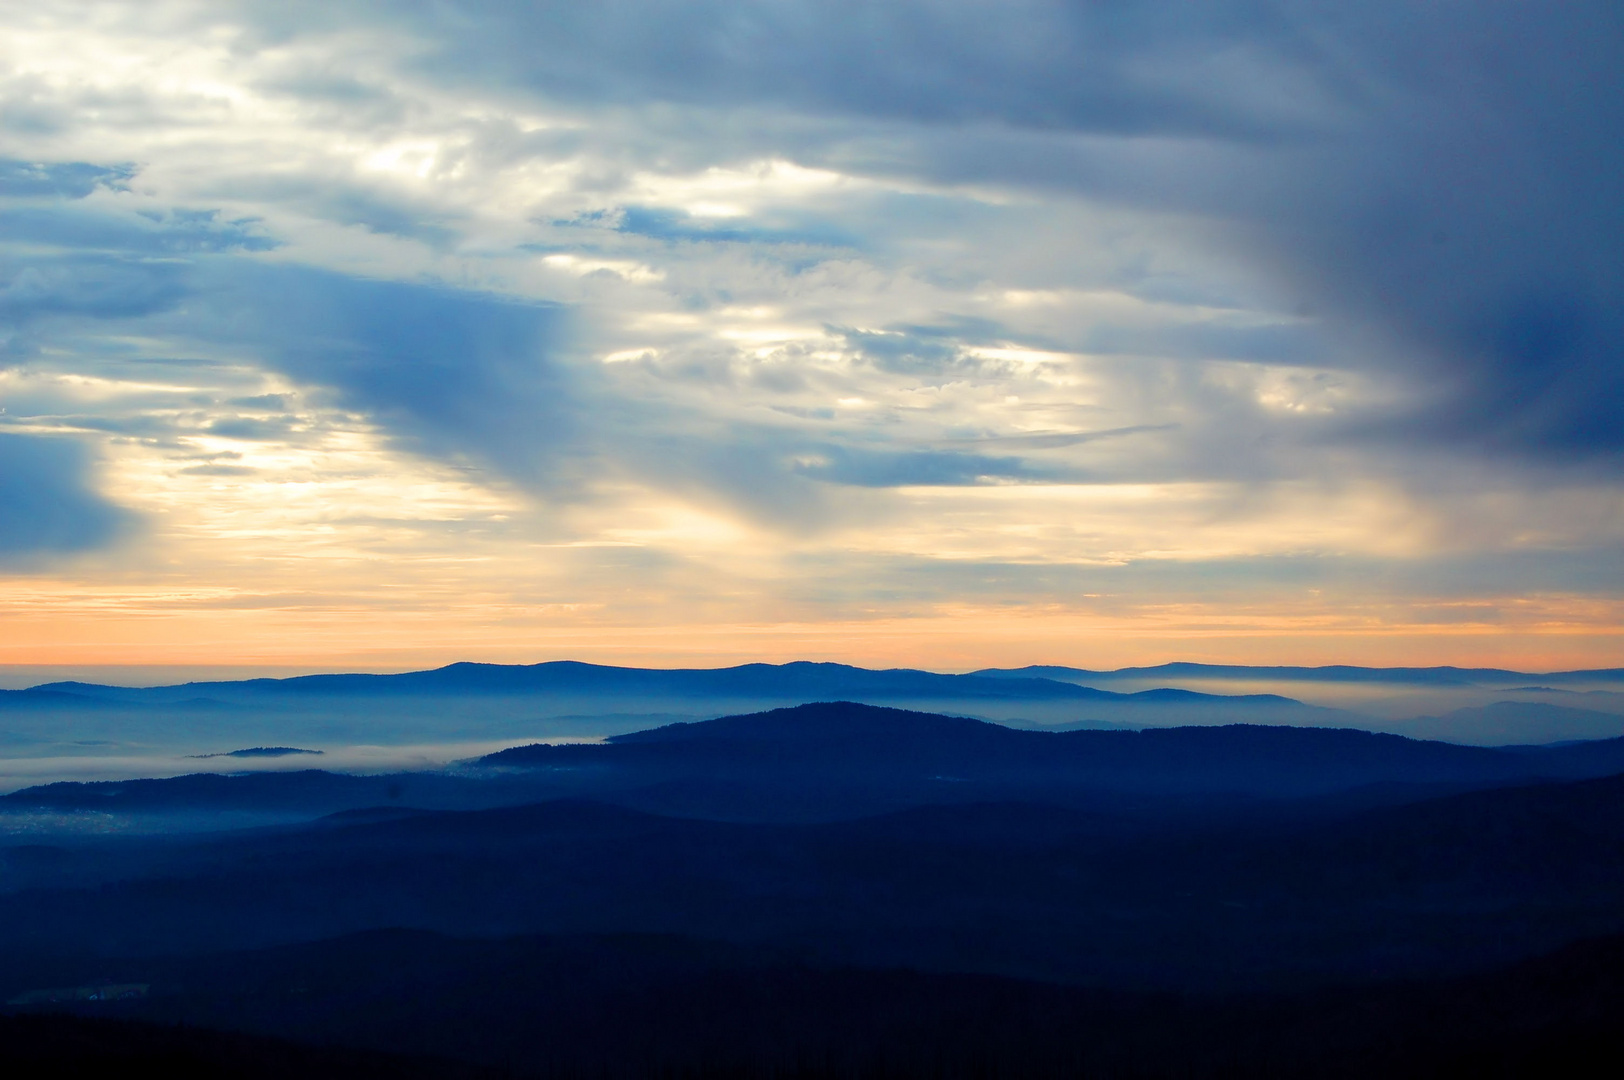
[24,660,1305,706]
[11,702,1624,821]
[25,660,1624,711]
[976,663,1624,686]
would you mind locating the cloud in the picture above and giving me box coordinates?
[792,444,1048,487]
[611,205,857,249]
[0,207,279,256]
[195,262,579,485]
[368,0,1323,140]
[0,1,1617,653]
[290,0,1619,468]
[0,433,129,559]
[0,158,135,199]
[205,416,296,441]
[0,255,188,324]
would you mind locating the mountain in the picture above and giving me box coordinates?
[5,768,1624,989]
[977,662,1624,686]
[10,702,1624,825]
[0,687,123,711]
[483,701,1624,802]
[30,661,1117,704]
[21,660,1331,713]
[1402,700,1624,744]
[7,697,1624,1077]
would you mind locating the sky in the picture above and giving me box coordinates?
[0,0,1621,674]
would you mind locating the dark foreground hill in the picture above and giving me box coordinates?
[7,929,1623,1079]
[5,769,1624,988]
[0,1011,504,1079]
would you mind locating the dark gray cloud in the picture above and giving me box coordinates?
[0,433,128,559]
[195,262,579,485]
[4,1,1617,555]
[365,0,1319,141]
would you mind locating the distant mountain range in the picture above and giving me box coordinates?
[21,660,1293,705]
[977,662,1624,685]
[18,659,1624,707]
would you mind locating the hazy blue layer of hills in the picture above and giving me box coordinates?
[8,703,1624,829]
[7,660,1624,791]
[25,661,1123,704]
[26,659,1624,705]
[978,662,1624,686]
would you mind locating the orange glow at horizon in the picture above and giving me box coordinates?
[4,598,1622,675]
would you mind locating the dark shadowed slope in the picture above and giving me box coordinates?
[5,770,1624,988]
[10,930,1621,1080]
[0,1012,506,1079]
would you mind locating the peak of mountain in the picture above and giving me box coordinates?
[608,701,1001,745]
[482,701,1607,806]
[11,701,1621,826]
[0,686,112,709]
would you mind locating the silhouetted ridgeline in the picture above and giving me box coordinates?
[488,701,1624,799]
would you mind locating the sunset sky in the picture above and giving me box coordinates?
[1,1,1620,674]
